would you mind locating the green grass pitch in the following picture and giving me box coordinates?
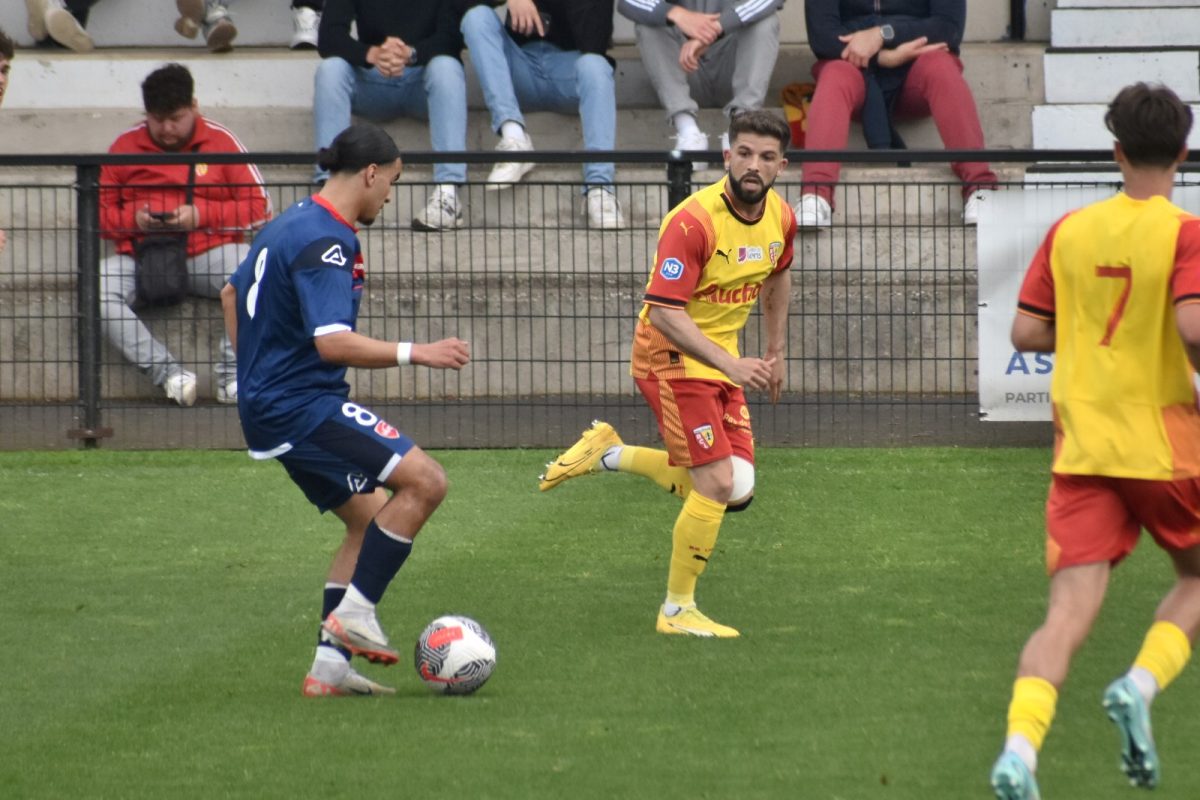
[2,447,1198,799]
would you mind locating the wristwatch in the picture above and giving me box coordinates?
[879,24,895,42]
[407,46,418,65]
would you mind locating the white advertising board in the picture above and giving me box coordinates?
[976,184,1200,421]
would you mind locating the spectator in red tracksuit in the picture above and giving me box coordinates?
[100,63,272,407]
[796,0,997,228]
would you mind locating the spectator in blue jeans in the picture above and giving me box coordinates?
[458,0,626,229]
[314,0,468,230]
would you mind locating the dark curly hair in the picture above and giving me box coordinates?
[1105,83,1193,168]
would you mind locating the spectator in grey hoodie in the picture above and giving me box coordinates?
[618,0,783,160]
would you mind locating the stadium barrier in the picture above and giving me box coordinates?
[0,149,1161,450]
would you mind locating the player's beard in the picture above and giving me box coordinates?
[728,170,772,205]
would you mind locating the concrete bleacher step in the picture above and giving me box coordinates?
[1034,103,1200,149]
[0,42,1044,155]
[1050,7,1200,49]
[1043,50,1200,104]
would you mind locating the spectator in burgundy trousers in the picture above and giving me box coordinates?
[796,0,997,228]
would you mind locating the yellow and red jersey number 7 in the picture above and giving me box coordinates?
[1096,265,1132,346]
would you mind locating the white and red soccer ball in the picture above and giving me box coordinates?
[414,615,496,695]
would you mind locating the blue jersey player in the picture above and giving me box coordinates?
[221,123,470,697]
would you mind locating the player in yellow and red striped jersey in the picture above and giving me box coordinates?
[991,83,1200,800]
[539,110,795,638]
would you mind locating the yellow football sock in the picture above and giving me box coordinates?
[1006,676,1058,752]
[665,491,726,607]
[1134,621,1192,692]
[617,445,692,499]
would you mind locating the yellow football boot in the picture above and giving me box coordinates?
[538,420,622,491]
[656,605,740,638]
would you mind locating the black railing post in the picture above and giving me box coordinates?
[71,163,109,447]
[667,158,693,211]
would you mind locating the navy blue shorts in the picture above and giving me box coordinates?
[276,403,415,513]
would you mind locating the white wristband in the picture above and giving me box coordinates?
[396,342,413,366]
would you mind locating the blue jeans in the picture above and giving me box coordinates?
[312,55,467,184]
[460,5,616,187]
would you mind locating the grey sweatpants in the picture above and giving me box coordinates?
[635,12,780,123]
[99,242,245,388]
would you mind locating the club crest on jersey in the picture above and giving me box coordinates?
[347,473,369,493]
[737,246,763,264]
[769,241,782,266]
[660,257,685,281]
[692,424,715,450]
[196,164,209,177]
[322,244,348,267]
[374,420,400,439]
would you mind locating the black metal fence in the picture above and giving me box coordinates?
[0,149,1152,451]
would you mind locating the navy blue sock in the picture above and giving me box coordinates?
[350,520,413,605]
[317,584,350,654]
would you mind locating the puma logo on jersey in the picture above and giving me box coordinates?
[678,220,694,237]
[322,244,347,267]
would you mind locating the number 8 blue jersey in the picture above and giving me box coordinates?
[228,195,365,455]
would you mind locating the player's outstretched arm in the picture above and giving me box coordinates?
[412,338,471,370]
[315,331,470,370]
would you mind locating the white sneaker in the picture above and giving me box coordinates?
[216,380,237,405]
[37,0,94,52]
[412,185,464,231]
[963,192,982,226]
[164,370,197,407]
[795,194,832,229]
[585,187,626,230]
[290,6,320,50]
[203,4,237,52]
[486,132,535,190]
[673,128,708,171]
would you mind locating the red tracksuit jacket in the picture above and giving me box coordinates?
[100,115,272,257]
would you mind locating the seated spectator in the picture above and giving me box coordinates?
[290,1,321,50]
[24,0,248,53]
[459,0,626,229]
[617,0,782,163]
[100,63,272,406]
[316,0,469,230]
[0,27,9,255]
[797,0,998,228]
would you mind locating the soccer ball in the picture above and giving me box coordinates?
[414,615,496,695]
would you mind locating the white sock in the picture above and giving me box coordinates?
[500,120,525,140]
[662,601,687,617]
[673,112,700,135]
[1004,734,1038,772]
[311,643,350,677]
[600,445,622,471]
[1127,666,1159,705]
[339,583,375,613]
